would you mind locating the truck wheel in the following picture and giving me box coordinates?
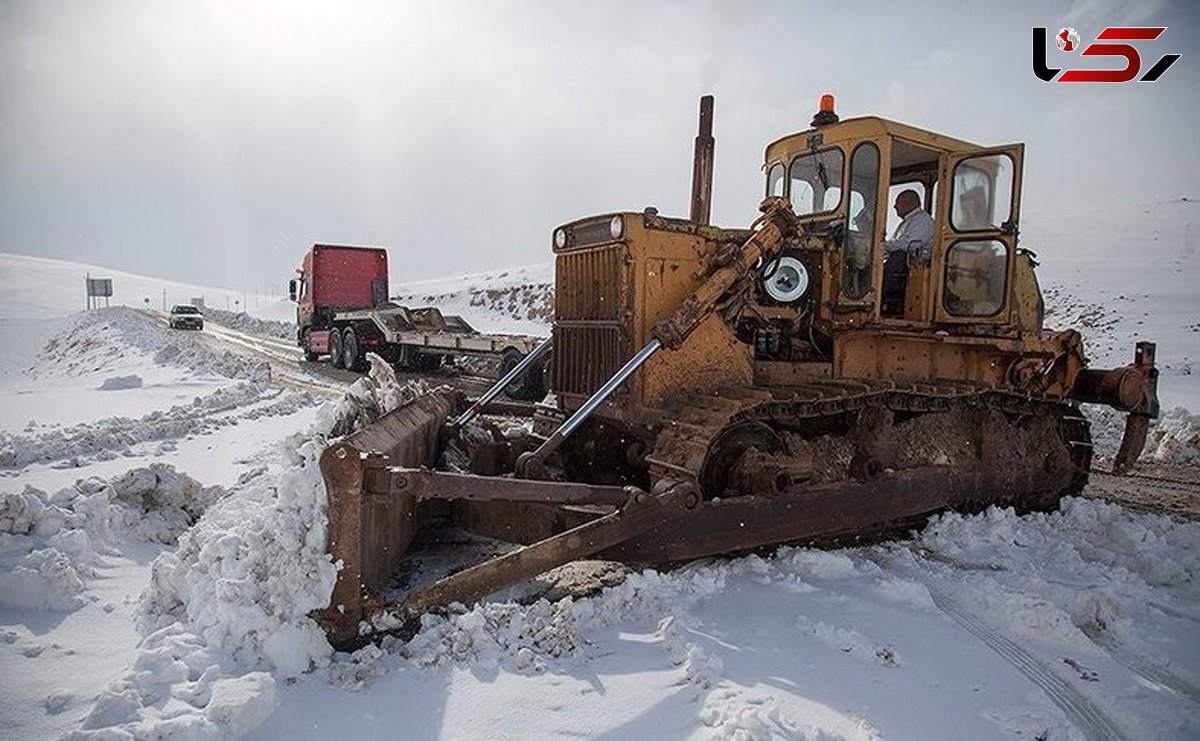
[499,348,526,398]
[521,357,549,401]
[330,330,344,369]
[393,346,414,371]
[343,328,362,372]
[509,357,548,401]
[302,330,319,362]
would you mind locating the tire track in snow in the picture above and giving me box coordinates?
[1080,624,1200,705]
[926,588,1128,741]
[872,552,1129,741]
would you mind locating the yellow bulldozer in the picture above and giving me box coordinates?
[316,96,1159,646]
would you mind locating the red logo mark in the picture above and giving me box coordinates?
[1032,27,1181,83]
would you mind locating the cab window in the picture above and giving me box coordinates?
[766,162,785,197]
[951,154,1014,231]
[788,148,844,216]
[841,142,879,299]
[944,239,1007,316]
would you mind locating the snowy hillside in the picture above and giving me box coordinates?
[0,253,296,323]
[1024,197,1199,410]
[0,200,1198,740]
[392,262,553,336]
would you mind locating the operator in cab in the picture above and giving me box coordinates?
[882,189,934,315]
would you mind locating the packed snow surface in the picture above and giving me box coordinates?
[1,196,1198,740]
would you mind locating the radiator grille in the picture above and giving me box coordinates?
[570,218,618,249]
[552,323,627,397]
[555,245,624,320]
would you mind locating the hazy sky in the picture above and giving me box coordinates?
[2,0,1197,293]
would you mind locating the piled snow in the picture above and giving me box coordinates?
[262,498,1196,740]
[0,383,312,472]
[202,308,295,341]
[1147,407,1200,464]
[33,307,271,383]
[135,433,337,678]
[0,308,314,473]
[1084,404,1200,464]
[0,465,225,612]
[60,357,441,737]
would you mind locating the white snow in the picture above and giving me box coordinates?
[392,262,553,337]
[0,196,1198,741]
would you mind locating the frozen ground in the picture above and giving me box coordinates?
[0,196,1198,741]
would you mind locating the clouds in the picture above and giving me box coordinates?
[1,1,1196,292]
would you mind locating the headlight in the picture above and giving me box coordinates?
[762,256,810,303]
[609,215,623,240]
[553,228,567,249]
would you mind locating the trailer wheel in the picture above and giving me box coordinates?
[302,330,319,362]
[412,352,441,372]
[514,357,548,401]
[330,329,344,369]
[343,328,363,372]
[499,348,524,397]
[527,356,550,400]
[500,348,545,401]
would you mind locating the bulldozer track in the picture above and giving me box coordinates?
[648,380,1092,497]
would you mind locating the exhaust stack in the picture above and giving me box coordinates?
[690,95,715,225]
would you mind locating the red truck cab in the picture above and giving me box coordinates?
[291,244,388,360]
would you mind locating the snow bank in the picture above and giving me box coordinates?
[330,500,1198,740]
[202,308,295,341]
[70,356,440,738]
[0,465,225,612]
[136,435,336,677]
[33,307,270,383]
[1146,407,1200,464]
[1085,404,1200,464]
[0,383,312,471]
[916,497,1200,658]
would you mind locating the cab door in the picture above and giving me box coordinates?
[932,144,1024,327]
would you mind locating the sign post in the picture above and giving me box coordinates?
[85,274,113,309]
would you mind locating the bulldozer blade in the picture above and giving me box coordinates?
[368,480,698,633]
[603,460,1073,565]
[348,455,1069,644]
[368,467,634,507]
[317,389,463,644]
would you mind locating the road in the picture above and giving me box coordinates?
[157,312,504,401]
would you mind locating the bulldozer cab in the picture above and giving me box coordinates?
[764,118,1026,331]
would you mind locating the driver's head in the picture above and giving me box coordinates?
[893,189,921,217]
